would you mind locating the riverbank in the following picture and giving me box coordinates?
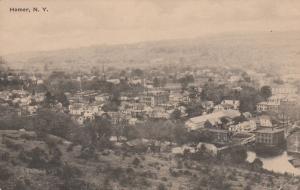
[247,151,300,176]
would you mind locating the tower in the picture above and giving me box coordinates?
[102,63,106,81]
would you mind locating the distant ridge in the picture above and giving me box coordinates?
[3,31,300,74]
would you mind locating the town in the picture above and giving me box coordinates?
[0,55,300,189]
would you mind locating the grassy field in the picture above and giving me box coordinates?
[0,130,299,190]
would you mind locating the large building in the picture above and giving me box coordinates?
[287,131,300,154]
[141,90,169,107]
[185,110,240,130]
[271,85,297,95]
[255,128,285,146]
[208,129,231,144]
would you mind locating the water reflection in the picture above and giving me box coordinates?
[247,151,300,175]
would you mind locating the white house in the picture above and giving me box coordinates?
[221,100,240,110]
[258,116,272,127]
[69,103,85,115]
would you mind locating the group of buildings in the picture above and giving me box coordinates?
[1,67,299,152]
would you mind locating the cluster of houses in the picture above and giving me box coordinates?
[1,67,299,153]
[67,89,174,126]
[0,89,45,116]
[257,85,298,113]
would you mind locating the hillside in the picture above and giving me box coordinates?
[0,130,300,190]
[2,31,300,74]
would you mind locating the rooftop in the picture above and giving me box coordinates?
[256,128,284,134]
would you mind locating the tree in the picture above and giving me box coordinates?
[239,86,264,113]
[33,108,76,139]
[153,77,160,87]
[185,102,203,117]
[54,92,69,107]
[90,115,113,149]
[44,91,55,107]
[251,158,263,171]
[200,83,229,104]
[188,86,199,100]
[178,75,194,92]
[170,109,181,120]
[260,85,272,100]
[204,120,213,128]
[131,69,144,77]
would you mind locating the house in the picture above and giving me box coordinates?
[83,110,95,121]
[27,105,38,115]
[148,107,169,119]
[128,118,138,125]
[107,79,120,85]
[73,115,84,125]
[256,101,280,112]
[95,94,109,102]
[33,93,45,102]
[221,100,240,110]
[255,128,285,146]
[169,92,183,105]
[0,91,10,101]
[202,101,214,111]
[107,111,127,125]
[69,103,85,115]
[129,79,143,85]
[196,142,219,156]
[228,75,241,83]
[242,112,252,119]
[268,95,285,104]
[213,104,225,112]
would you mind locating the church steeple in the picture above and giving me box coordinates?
[102,63,106,81]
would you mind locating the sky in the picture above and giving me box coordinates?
[1,0,300,55]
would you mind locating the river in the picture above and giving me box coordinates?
[247,151,300,175]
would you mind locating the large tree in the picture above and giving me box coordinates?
[239,86,264,113]
[260,85,272,100]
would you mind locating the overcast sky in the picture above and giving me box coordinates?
[1,0,300,55]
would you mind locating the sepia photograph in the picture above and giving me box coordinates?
[0,0,300,189]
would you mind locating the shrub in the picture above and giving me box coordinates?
[60,178,96,190]
[140,170,157,179]
[157,183,167,190]
[244,184,252,190]
[126,167,134,174]
[66,143,75,152]
[48,147,62,167]
[109,167,124,181]
[28,147,49,169]
[0,165,13,180]
[20,133,37,141]
[59,163,82,181]
[14,179,31,190]
[79,145,97,160]
[2,138,23,150]
[132,157,140,167]
[0,151,10,161]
